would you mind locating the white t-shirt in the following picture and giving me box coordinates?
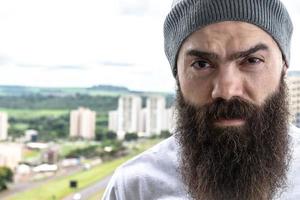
[102,125,300,200]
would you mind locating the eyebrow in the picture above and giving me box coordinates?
[230,43,269,60]
[186,43,269,61]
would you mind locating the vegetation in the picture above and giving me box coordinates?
[0,85,131,96]
[0,85,174,197]
[124,132,138,141]
[160,130,172,138]
[23,149,40,160]
[7,114,70,140]
[2,108,110,142]
[0,109,67,118]
[64,140,125,160]
[0,84,174,141]
[9,156,130,200]
[0,94,118,112]
[8,139,162,200]
[0,167,13,191]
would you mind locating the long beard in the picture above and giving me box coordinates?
[175,78,290,200]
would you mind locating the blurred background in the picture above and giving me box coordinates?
[0,0,299,199]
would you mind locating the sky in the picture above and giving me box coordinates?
[0,0,299,92]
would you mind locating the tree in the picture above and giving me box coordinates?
[160,130,171,138]
[0,167,13,191]
[106,131,117,140]
[124,132,138,141]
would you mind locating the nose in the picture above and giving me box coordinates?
[211,66,244,101]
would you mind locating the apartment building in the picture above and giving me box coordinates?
[117,95,142,139]
[144,96,167,137]
[69,107,96,139]
[287,71,300,127]
[0,112,8,140]
[109,95,175,138]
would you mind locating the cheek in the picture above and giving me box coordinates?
[245,71,282,105]
[179,75,212,105]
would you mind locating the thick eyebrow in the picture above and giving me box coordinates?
[229,43,269,60]
[186,50,219,60]
[185,43,269,61]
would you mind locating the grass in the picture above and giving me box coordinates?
[58,141,103,157]
[0,108,69,119]
[8,139,162,200]
[13,123,29,130]
[23,149,41,160]
[59,141,90,157]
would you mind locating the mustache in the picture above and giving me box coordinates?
[201,97,258,122]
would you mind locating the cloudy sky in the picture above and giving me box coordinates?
[0,0,299,92]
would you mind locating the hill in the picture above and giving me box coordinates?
[0,85,175,111]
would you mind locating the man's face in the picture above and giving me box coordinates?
[177,21,286,127]
[175,21,290,200]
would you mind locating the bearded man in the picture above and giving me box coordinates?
[102,0,300,199]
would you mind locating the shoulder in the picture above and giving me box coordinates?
[288,124,300,139]
[102,136,186,200]
[114,136,181,189]
[121,136,179,171]
[288,124,300,151]
[281,125,300,199]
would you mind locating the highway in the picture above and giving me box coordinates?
[0,165,83,200]
[63,175,111,200]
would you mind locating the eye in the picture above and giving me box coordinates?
[191,60,212,70]
[243,57,264,65]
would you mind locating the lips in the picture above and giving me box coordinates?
[214,118,246,127]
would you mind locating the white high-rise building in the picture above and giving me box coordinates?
[287,71,300,127]
[117,95,142,139]
[144,96,166,137]
[108,95,175,139]
[164,107,176,133]
[108,110,118,132]
[138,108,147,136]
[69,107,96,139]
[0,112,8,140]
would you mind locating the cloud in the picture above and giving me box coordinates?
[47,65,86,70]
[0,55,13,66]
[117,0,149,16]
[99,61,135,67]
[117,0,171,17]
[10,63,86,71]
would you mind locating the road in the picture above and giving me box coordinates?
[0,165,84,200]
[63,175,112,200]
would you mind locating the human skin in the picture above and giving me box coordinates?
[176,21,287,127]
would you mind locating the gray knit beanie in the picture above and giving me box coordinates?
[164,0,293,77]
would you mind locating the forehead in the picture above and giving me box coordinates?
[180,21,280,55]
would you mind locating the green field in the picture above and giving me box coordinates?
[23,149,40,160]
[1,108,109,141]
[59,141,101,157]
[0,108,69,118]
[8,139,162,200]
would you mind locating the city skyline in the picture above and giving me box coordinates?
[0,0,299,92]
